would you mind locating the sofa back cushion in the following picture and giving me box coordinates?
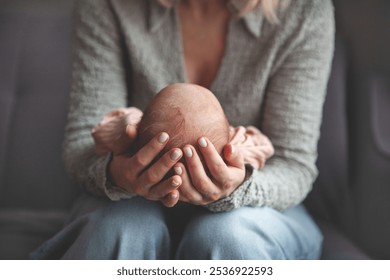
[0,0,79,209]
[307,0,390,259]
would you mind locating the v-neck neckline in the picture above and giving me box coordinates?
[172,6,233,92]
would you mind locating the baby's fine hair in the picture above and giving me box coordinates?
[137,83,230,155]
[138,104,229,154]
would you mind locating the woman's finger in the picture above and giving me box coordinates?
[183,145,219,200]
[173,162,203,204]
[161,190,180,208]
[148,175,182,199]
[124,124,138,144]
[128,132,170,176]
[224,143,245,169]
[197,138,245,193]
[196,137,229,183]
[136,148,183,194]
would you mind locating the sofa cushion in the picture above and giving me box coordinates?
[305,37,350,223]
[318,221,369,260]
[0,209,68,259]
[325,0,390,259]
[371,78,390,158]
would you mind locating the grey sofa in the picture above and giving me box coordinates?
[0,0,389,260]
[0,0,79,259]
[305,0,390,259]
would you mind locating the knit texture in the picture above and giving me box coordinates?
[64,0,335,212]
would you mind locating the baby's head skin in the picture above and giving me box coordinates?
[137,83,230,157]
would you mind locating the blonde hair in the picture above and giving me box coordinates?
[157,0,289,24]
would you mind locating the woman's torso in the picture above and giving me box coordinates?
[109,0,298,127]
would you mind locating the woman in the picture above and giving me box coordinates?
[32,0,334,259]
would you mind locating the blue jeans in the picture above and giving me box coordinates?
[31,195,323,259]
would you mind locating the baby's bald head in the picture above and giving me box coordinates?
[137,83,229,154]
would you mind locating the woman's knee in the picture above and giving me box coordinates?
[64,197,171,259]
[177,207,277,259]
[177,206,322,260]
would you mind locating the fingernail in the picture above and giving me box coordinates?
[174,166,182,175]
[170,150,181,161]
[230,144,235,155]
[171,192,178,199]
[184,147,193,158]
[158,132,169,143]
[198,137,207,148]
[125,124,131,133]
[172,180,180,187]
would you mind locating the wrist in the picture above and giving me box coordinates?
[106,153,120,188]
[243,164,253,183]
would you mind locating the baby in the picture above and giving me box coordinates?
[92,83,274,170]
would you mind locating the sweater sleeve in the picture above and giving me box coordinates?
[207,0,335,212]
[63,0,136,200]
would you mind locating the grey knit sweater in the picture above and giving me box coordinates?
[64,0,334,212]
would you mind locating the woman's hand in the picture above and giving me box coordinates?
[108,132,183,207]
[175,137,246,205]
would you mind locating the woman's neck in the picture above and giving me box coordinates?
[180,0,229,19]
[177,0,230,88]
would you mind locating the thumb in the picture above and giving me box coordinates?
[224,143,244,169]
[125,124,138,145]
